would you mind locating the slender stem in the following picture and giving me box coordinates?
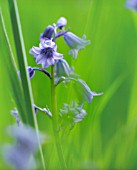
[33,67,52,79]
[51,65,67,169]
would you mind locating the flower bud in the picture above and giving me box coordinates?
[56,17,67,29]
[56,59,72,77]
[27,66,35,79]
[18,66,35,79]
[40,25,55,40]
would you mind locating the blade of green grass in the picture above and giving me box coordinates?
[8,0,35,126]
[6,0,46,168]
[0,10,27,123]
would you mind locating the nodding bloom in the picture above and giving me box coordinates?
[40,25,55,40]
[60,101,87,125]
[4,124,45,170]
[56,59,73,77]
[30,39,63,68]
[126,0,137,10]
[56,17,67,29]
[74,79,103,104]
[64,32,90,59]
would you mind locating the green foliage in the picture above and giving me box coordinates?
[0,0,137,169]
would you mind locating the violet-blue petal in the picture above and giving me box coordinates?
[74,79,103,103]
[64,32,90,59]
[30,39,63,68]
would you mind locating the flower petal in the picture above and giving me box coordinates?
[35,54,45,64]
[47,57,55,66]
[53,52,63,59]
[68,49,78,59]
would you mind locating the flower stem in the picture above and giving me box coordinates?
[51,65,67,169]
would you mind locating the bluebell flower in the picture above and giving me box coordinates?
[55,59,73,77]
[60,101,86,127]
[64,32,90,59]
[30,39,63,68]
[4,124,45,170]
[40,25,55,40]
[7,125,39,153]
[56,17,67,29]
[4,144,36,170]
[18,66,35,79]
[74,79,103,103]
[126,0,137,10]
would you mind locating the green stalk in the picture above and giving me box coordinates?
[51,65,67,169]
[7,0,46,169]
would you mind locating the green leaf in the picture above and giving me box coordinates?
[0,10,27,123]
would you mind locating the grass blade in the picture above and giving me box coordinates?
[6,0,46,168]
[8,0,35,126]
[0,10,27,123]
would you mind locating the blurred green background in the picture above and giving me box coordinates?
[0,0,137,169]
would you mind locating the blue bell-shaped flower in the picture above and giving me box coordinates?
[74,79,103,103]
[64,32,90,59]
[56,59,72,77]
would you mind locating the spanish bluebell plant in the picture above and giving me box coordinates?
[3,15,102,169]
[28,16,102,168]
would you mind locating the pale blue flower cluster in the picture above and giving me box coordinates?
[30,17,90,69]
[60,101,87,128]
[3,124,44,170]
[29,17,102,127]
[4,108,47,170]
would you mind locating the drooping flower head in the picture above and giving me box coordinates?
[74,79,103,104]
[55,59,73,77]
[30,39,63,68]
[126,0,137,10]
[64,32,90,59]
[3,124,45,170]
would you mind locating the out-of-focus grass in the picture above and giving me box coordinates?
[0,0,137,169]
